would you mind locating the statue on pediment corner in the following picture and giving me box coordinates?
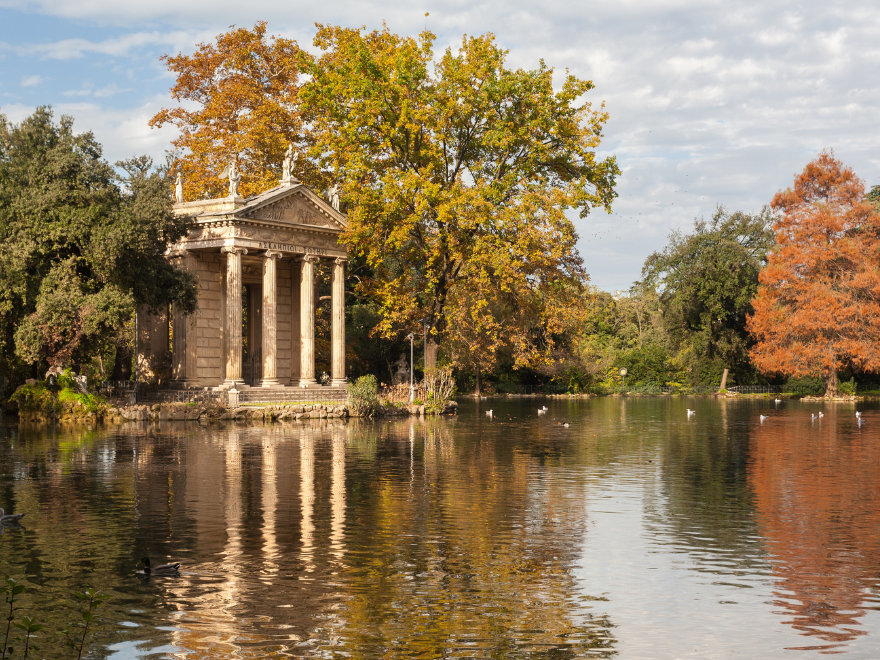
[174,171,184,203]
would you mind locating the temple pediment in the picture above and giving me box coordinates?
[236,185,346,232]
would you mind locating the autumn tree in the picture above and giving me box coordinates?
[150,22,313,200]
[747,151,880,396]
[302,25,618,368]
[0,108,196,377]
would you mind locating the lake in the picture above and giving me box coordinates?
[1,396,879,658]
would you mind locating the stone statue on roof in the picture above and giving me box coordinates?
[327,183,340,211]
[282,143,298,181]
[220,157,241,198]
[174,172,183,203]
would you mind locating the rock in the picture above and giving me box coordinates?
[185,406,204,420]
[157,404,187,421]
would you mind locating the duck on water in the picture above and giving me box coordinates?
[137,557,181,575]
[0,508,24,524]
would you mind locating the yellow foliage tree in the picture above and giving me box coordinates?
[150,22,312,200]
[302,25,618,367]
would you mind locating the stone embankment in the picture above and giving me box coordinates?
[104,400,457,424]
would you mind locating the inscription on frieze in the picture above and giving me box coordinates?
[257,241,329,256]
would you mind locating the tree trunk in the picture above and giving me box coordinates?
[823,370,839,398]
[426,336,440,370]
[474,369,481,397]
[112,345,132,381]
[719,368,729,391]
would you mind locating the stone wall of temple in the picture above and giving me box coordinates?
[193,252,224,385]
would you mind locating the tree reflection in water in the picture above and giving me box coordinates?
[0,417,615,659]
[749,407,880,650]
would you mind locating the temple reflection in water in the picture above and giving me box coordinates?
[110,418,610,658]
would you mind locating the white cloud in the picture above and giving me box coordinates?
[20,74,46,87]
[5,29,218,60]
[2,97,179,164]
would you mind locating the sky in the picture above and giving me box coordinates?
[1,0,879,293]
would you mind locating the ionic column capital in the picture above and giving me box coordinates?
[334,257,348,266]
[302,254,320,264]
[264,249,283,260]
[221,246,248,256]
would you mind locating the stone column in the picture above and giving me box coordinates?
[331,257,347,386]
[222,246,247,388]
[298,255,318,387]
[261,250,283,387]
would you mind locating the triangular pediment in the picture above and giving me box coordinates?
[236,184,347,232]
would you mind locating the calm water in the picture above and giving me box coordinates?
[2,397,880,658]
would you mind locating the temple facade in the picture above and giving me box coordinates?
[139,170,348,390]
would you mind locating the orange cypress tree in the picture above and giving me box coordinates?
[748,151,880,396]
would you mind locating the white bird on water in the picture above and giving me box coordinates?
[538,408,546,415]
[774,398,782,404]
[687,409,695,418]
[856,411,861,419]
[486,409,493,418]
[542,406,548,411]
[818,412,824,418]
[760,415,768,422]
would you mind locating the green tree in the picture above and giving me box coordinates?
[302,25,618,368]
[642,207,774,385]
[0,107,196,379]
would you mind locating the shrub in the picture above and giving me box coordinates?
[10,382,58,414]
[838,378,856,396]
[348,375,379,417]
[784,374,824,397]
[57,388,103,413]
[425,366,456,402]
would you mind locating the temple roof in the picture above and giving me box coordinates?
[173,181,346,233]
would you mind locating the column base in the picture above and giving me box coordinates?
[260,378,284,389]
[331,378,348,387]
[298,378,318,388]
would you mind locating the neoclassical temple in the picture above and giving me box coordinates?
[139,162,348,390]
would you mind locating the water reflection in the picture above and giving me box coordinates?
[2,400,880,657]
[749,406,880,650]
